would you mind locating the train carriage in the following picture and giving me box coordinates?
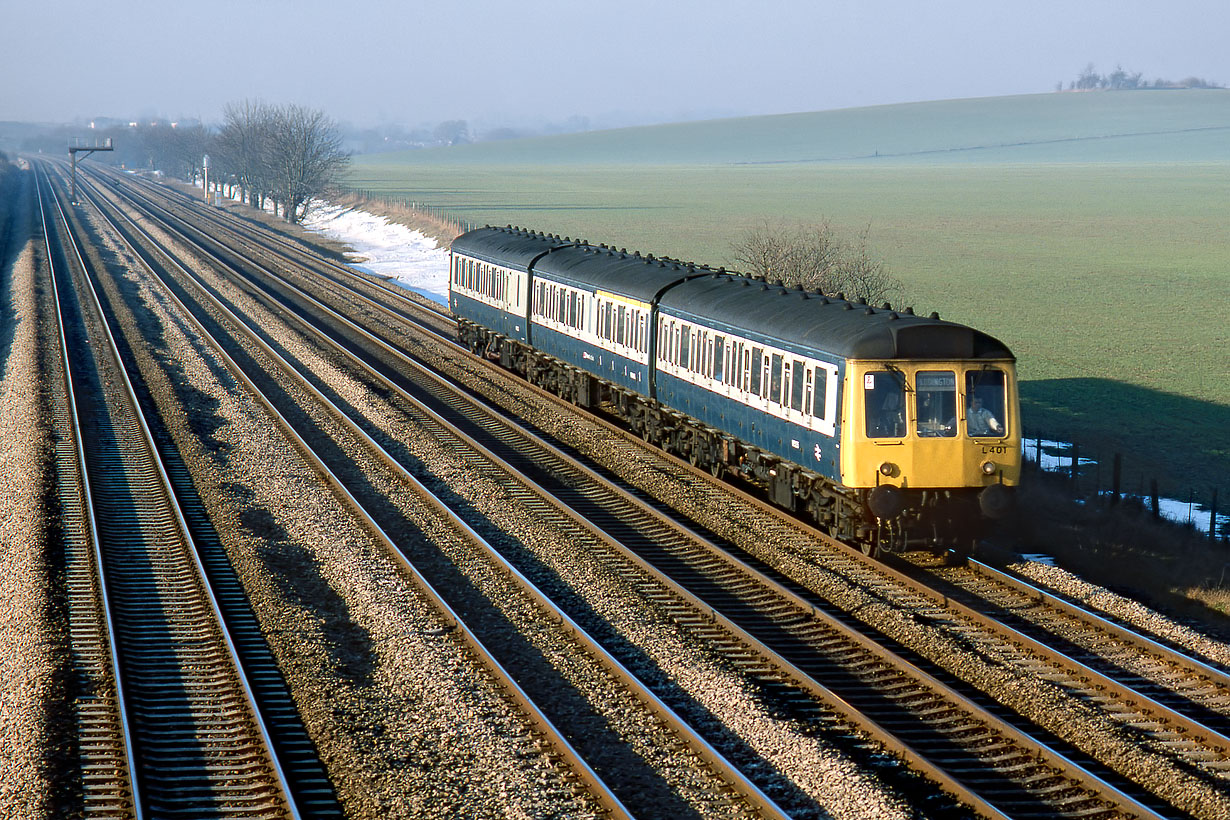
[450,226,1022,556]
[449,228,565,345]
[529,244,692,396]
[654,275,846,485]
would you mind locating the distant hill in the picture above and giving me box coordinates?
[360,91,1230,166]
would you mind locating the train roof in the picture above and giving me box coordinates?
[658,274,1014,361]
[532,244,698,303]
[451,226,574,270]
[453,226,1013,361]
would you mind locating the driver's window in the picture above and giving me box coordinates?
[965,369,1008,438]
[864,371,905,438]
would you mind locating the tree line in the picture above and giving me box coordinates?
[1060,63,1223,92]
[54,101,349,224]
[212,101,349,223]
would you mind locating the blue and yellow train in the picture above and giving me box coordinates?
[449,226,1021,555]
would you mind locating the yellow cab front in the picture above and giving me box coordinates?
[840,360,1022,492]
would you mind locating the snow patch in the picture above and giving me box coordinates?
[300,201,450,304]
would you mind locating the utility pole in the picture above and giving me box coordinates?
[68,137,114,203]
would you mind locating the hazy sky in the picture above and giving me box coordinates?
[5,0,1229,131]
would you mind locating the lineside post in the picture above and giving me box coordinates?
[68,137,114,203]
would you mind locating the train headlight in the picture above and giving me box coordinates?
[879,462,896,477]
[980,460,997,476]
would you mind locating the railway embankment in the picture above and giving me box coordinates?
[1004,471,1230,625]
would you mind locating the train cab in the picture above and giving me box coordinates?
[842,358,1021,541]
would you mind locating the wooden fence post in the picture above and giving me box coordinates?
[1111,453,1121,505]
[1150,479,1160,520]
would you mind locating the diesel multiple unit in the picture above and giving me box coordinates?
[450,226,1021,555]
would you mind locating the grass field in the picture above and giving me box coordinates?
[348,92,1230,507]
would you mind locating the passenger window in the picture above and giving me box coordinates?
[770,354,784,404]
[713,335,725,382]
[965,369,1008,438]
[812,366,827,419]
[864,371,905,438]
[790,359,806,411]
[750,348,763,395]
[915,371,957,437]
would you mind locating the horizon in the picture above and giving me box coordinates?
[7,85,1229,151]
[4,0,1229,135]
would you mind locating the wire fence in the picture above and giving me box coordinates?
[1021,432,1226,542]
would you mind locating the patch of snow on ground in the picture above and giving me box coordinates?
[300,201,450,304]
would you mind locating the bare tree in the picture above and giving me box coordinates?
[828,225,902,305]
[1075,62,1101,90]
[729,220,903,305]
[730,219,842,286]
[265,103,350,223]
[170,122,211,182]
[215,100,350,220]
[216,99,277,210]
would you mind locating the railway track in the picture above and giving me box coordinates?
[79,167,1230,818]
[100,166,454,334]
[61,161,794,818]
[37,154,133,820]
[36,163,335,815]
[904,553,1230,753]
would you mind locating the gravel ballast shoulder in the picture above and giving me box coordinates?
[0,175,70,818]
[1008,559,1230,667]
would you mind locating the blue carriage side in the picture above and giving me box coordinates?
[529,244,693,396]
[654,275,846,483]
[450,228,570,344]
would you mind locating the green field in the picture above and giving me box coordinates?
[348,92,1230,505]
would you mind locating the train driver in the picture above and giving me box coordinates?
[966,395,1004,437]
